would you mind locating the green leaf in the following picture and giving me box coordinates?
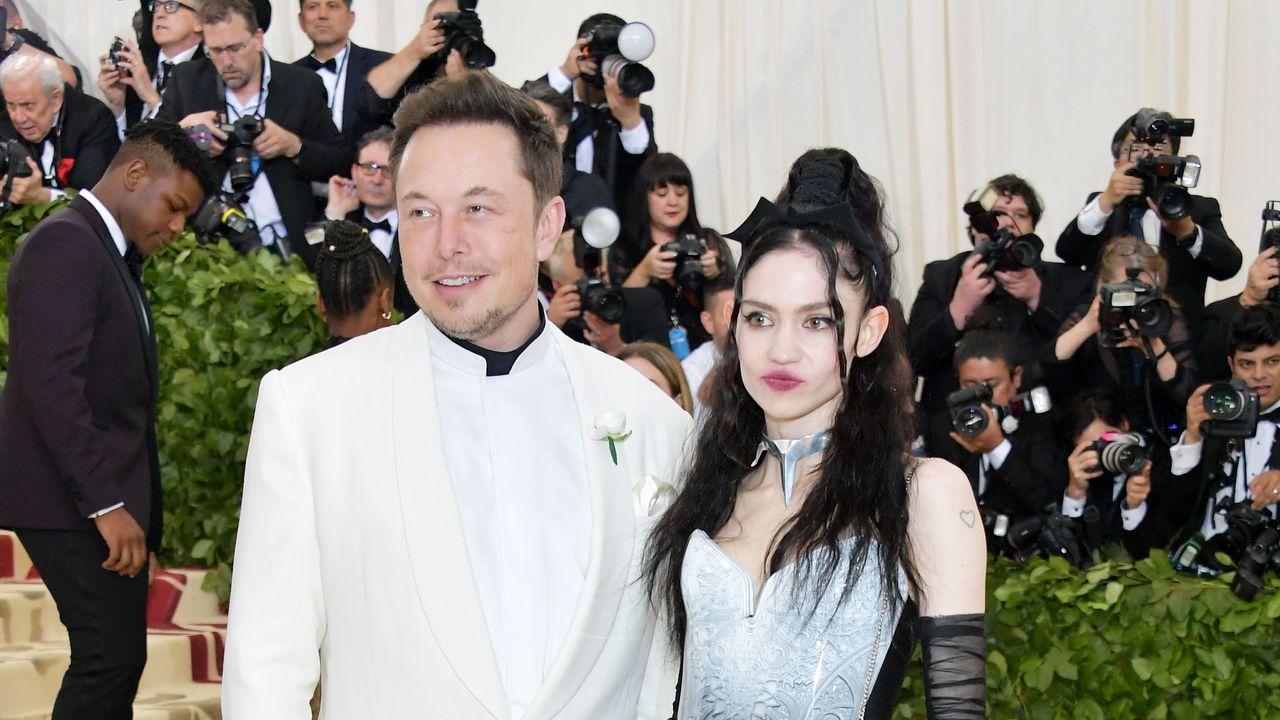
[1131,657,1154,680]
[1105,581,1123,605]
[191,538,214,561]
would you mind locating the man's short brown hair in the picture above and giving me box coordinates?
[389,72,562,213]
[200,0,258,32]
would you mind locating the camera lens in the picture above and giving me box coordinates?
[1133,297,1172,337]
[1204,384,1244,421]
[954,406,988,437]
[587,286,626,323]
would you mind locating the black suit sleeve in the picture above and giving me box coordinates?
[909,259,962,378]
[7,225,123,516]
[1196,295,1243,382]
[291,72,353,182]
[986,425,1065,516]
[1055,192,1106,268]
[620,286,669,346]
[1186,196,1241,281]
[65,98,122,190]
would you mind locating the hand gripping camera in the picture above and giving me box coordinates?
[573,207,627,323]
[579,18,656,97]
[1192,498,1280,600]
[0,139,34,212]
[1200,378,1260,440]
[1088,431,1150,475]
[946,383,1052,438]
[1097,266,1173,348]
[1123,108,1201,222]
[1259,202,1280,303]
[963,185,1042,277]
[433,0,495,70]
[661,233,707,293]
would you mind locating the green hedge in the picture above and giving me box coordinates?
[2,198,1278,716]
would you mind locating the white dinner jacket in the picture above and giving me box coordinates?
[222,312,691,720]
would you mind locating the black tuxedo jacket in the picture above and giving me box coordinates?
[1055,192,1241,335]
[909,251,1093,415]
[156,57,354,268]
[124,45,207,130]
[293,42,393,147]
[0,86,120,191]
[342,209,415,316]
[1077,450,1179,560]
[1197,293,1245,383]
[924,411,1065,520]
[0,196,163,549]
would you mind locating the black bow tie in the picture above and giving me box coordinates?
[305,55,337,73]
[362,217,392,234]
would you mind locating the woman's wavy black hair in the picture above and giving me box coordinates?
[643,149,920,649]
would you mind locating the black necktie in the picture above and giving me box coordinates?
[305,55,337,73]
[362,217,392,234]
[156,60,174,93]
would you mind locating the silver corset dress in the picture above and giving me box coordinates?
[678,530,905,720]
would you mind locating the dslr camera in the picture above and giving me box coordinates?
[963,185,1042,276]
[1097,266,1173,348]
[1006,505,1100,569]
[572,207,626,323]
[433,0,495,70]
[1189,498,1280,600]
[217,115,264,192]
[0,138,33,211]
[1088,431,1149,475]
[191,191,274,258]
[661,233,707,293]
[579,17,656,97]
[1123,108,1201,222]
[1201,378,1260,439]
[108,36,131,77]
[1259,203,1280,303]
[946,383,1052,438]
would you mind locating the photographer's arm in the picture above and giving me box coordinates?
[365,20,445,100]
[1172,197,1241,281]
[909,261,967,377]
[286,75,353,180]
[1054,296,1101,362]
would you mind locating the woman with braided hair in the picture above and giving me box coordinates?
[315,219,395,349]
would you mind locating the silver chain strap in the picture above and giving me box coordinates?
[856,586,890,720]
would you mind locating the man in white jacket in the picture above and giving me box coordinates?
[222,70,689,720]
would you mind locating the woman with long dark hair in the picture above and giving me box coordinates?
[644,153,987,718]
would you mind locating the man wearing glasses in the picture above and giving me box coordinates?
[156,0,351,269]
[1056,107,1241,337]
[96,0,206,139]
[323,126,414,314]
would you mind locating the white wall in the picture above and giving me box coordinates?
[30,0,1280,306]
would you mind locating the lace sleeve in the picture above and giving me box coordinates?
[919,613,986,719]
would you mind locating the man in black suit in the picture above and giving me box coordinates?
[293,0,391,149]
[537,13,657,209]
[910,174,1093,416]
[96,0,206,138]
[1055,108,1241,337]
[0,52,120,204]
[357,0,467,127]
[0,120,214,720]
[322,126,414,315]
[156,0,352,269]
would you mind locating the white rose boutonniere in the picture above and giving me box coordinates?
[592,411,632,465]
[632,474,676,517]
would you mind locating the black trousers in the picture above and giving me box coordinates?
[15,528,149,720]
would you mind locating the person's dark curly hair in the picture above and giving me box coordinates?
[315,220,393,320]
[112,119,218,197]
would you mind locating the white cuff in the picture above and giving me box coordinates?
[1061,491,1087,518]
[88,502,125,519]
[984,438,1013,471]
[115,111,127,142]
[618,120,650,155]
[1169,433,1203,476]
[1075,195,1111,236]
[1120,500,1147,531]
[47,188,66,200]
[1186,225,1205,259]
[546,65,573,95]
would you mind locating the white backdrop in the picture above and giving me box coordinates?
[25,0,1280,306]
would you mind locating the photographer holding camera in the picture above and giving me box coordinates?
[156,0,351,269]
[537,12,657,208]
[911,174,1092,415]
[1170,305,1280,560]
[923,312,1063,542]
[1056,108,1240,337]
[1059,390,1178,560]
[1052,236,1195,437]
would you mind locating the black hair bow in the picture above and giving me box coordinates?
[724,197,884,281]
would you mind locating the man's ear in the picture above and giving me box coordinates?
[699,310,714,336]
[534,196,567,263]
[121,157,149,192]
[1011,365,1024,392]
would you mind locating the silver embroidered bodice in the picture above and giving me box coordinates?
[678,530,905,720]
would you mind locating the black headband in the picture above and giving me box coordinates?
[724,197,885,282]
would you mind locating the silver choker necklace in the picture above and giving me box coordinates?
[752,429,833,506]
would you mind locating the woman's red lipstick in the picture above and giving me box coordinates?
[761,371,803,392]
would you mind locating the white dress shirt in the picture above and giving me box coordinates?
[1061,473,1147,531]
[224,52,287,245]
[1170,400,1280,537]
[680,341,718,416]
[427,316,592,719]
[1075,195,1204,257]
[364,208,398,259]
[546,65,651,174]
[308,42,350,132]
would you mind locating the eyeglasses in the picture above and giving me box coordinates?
[356,162,392,178]
[149,1,195,14]
[206,40,253,58]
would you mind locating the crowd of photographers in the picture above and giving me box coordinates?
[3,0,1278,596]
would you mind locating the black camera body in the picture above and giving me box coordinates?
[1232,526,1280,601]
[434,0,495,70]
[0,139,34,212]
[661,233,706,293]
[1260,203,1280,303]
[1097,267,1173,348]
[973,229,1041,276]
[108,36,131,77]
[574,275,625,323]
[1195,497,1279,599]
[191,191,269,257]
[570,207,626,324]
[213,115,264,192]
[1006,505,1100,569]
[579,19,656,97]
[1123,109,1199,222]
[1088,431,1149,475]
[946,383,1051,438]
[1201,378,1260,440]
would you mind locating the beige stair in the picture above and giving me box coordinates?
[0,531,226,720]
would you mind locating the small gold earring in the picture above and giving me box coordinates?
[381,311,392,320]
